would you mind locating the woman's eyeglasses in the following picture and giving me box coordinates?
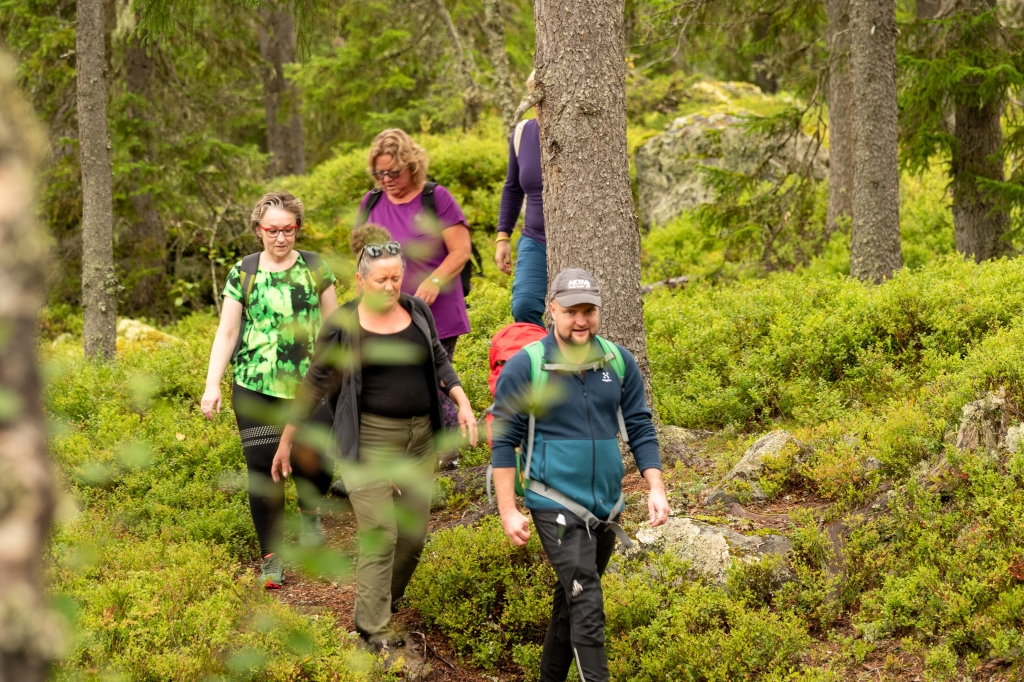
[260,224,298,238]
[362,241,402,258]
[371,168,403,181]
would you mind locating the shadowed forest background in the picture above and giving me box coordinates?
[5,0,1024,680]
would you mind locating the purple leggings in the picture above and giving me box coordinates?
[439,336,459,428]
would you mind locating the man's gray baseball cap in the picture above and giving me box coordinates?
[550,268,602,307]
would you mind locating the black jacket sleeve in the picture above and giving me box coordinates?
[290,306,356,426]
[416,298,461,395]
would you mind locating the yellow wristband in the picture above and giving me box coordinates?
[496,236,510,243]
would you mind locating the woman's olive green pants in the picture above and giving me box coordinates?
[340,413,435,640]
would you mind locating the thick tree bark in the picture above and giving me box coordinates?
[482,0,518,137]
[916,0,942,18]
[849,0,902,282]
[124,31,166,314]
[533,0,652,398]
[258,0,305,177]
[825,0,854,236]
[77,0,117,358]
[950,0,1010,262]
[0,52,62,681]
[436,0,484,130]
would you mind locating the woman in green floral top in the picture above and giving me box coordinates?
[201,191,338,589]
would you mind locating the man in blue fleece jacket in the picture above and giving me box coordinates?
[491,268,670,682]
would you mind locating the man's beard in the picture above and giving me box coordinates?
[556,328,593,347]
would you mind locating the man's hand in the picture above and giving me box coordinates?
[494,238,512,275]
[642,468,671,527]
[500,508,531,546]
[492,467,530,544]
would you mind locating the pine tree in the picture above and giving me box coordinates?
[849,0,902,282]
[0,51,61,680]
[899,0,1024,262]
[533,0,653,395]
[77,0,117,358]
[259,0,306,176]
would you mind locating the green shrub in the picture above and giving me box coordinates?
[50,530,369,681]
[606,583,811,682]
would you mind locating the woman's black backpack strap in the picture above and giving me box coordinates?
[234,252,262,359]
[356,189,384,227]
[238,252,262,309]
[297,250,327,294]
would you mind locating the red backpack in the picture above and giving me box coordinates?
[484,322,547,446]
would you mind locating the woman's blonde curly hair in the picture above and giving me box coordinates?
[367,129,429,187]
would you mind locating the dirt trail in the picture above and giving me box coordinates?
[262,496,512,681]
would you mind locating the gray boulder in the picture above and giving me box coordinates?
[635,103,828,228]
[702,430,809,506]
[633,517,790,584]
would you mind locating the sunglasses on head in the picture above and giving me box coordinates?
[362,241,402,258]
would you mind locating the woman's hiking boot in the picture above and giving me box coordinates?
[365,630,405,655]
[260,553,285,590]
[299,510,325,548]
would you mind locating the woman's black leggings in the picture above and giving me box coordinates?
[232,384,334,557]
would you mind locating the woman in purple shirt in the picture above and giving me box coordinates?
[358,128,472,432]
[495,72,547,327]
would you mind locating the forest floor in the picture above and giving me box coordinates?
[256,479,513,681]
[248,451,1018,682]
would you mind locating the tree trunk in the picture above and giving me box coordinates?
[0,51,62,681]
[124,31,166,314]
[825,0,854,236]
[533,0,653,399]
[77,0,117,358]
[950,0,1010,262]
[482,0,518,137]
[258,0,305,177]
[849,0,902,282]
[752,14,779,95]
[436,0,484,130]
[916,0,942,18]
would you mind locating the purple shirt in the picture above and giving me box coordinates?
[358,185,471,339]
[497,119,545,245]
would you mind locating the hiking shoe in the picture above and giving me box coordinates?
[329,478,349,499]
[367,632,405,653]
[299,511,325,548]
[260,553,285,590]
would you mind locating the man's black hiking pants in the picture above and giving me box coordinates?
[532,508,617,682]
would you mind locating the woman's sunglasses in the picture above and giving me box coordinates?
[362,241,402,258]
[371,168,404,180]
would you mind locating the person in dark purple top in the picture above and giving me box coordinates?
[359,128,472,435]
[496,72,548,327]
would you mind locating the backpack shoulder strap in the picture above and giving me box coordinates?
[595,336,630,444]
[521,340,548,487]
[595,336,626,385]
[421,181,438,218]
[297,250,326,294]
[513,119,528,157]
[356,189,384,227]
[239,252,262,309]
[523,341,548,405]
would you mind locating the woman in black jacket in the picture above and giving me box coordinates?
[272,226,478,651]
